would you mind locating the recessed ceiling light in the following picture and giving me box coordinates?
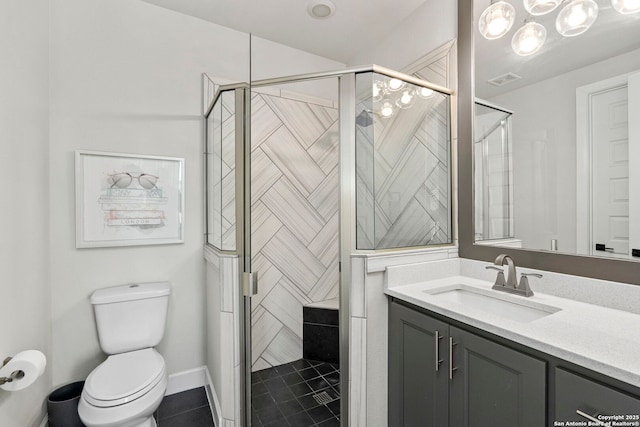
[307,0,336,19]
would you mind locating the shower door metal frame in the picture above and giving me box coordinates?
[244,65,452,427]
[205,65,454,427]
[203,82,253,427]
[474,99,513,241]
[243,70,355,427]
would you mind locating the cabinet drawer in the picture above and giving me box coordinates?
[555,368,640,423]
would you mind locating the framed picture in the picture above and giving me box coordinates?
[75,150,185,248]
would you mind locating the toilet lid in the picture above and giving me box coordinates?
[84,348,165,408]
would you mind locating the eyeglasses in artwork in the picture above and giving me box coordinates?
[75,151,184,248]
[108,172,159,189]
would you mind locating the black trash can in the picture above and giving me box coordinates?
[47,381,85,427]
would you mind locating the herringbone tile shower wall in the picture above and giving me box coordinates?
[355,75,451,249]
[249,92,340,371]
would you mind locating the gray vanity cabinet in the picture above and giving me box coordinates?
[389,300,450,426]
[555,368,640,423]
[448,326,546,426]
[389,301,546,426]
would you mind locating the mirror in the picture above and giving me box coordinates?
[473,0,640,261]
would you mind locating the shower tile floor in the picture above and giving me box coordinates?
[252,359,341,427]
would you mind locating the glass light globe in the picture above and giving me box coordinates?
[523,0,561,15]
[387,78,405,92]
[556,0,599,37]
[416,87,434,98]
[372,80,386,101]
[612,0,640,14]
[395,90,415,109]
[511,20,546,56]
[479,1,516,40]
[379,100,395,118]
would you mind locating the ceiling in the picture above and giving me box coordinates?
[474,0,640,99]
[140,0,640,97]
[140,0,429,64]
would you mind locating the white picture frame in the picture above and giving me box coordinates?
[75,150,185,248]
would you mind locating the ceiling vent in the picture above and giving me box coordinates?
[487,72,522,87]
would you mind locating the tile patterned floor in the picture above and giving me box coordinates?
[251,359,341,427]
[156,387,214,427]
[152,360,340,427]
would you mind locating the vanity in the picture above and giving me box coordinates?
[382,0,640,424]
[385,258,640,426]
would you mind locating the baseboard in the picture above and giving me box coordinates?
[205,368,223,427]
[165,366,207,396]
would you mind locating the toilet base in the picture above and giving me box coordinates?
[131,416,156,427]
[78,374,166,427]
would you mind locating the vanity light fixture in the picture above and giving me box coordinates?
[479,0,516,39]
[512,17,547,56]
[372,80,386,101]
[611,0,640,14]
[379,100,395,118]
[372,77,427,116]
[307,0,336,19]
[480,0,636,57]
[395,89,415,109]
[555,0,599,37]
[416,86,435,98]
[523,0,562,15]
[387,78,406,92]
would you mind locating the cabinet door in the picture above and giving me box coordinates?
[389,302,449,427]
[449,327,546,427]
[555,368,640,423]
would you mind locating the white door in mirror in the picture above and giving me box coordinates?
[592,84,629,257]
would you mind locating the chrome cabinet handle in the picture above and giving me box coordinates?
[449,337,458,380]
[576,410,611,426]
[435,330,443,372]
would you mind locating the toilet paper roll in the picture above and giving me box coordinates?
[0,350,47,391]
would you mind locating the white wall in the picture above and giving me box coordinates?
[347,0,457,69]
[49,0,228,386]
[349,249,458,426]
[490,48,640,252]
[251,37,345,80]
[46,0,336,387]
[0,1,52,426]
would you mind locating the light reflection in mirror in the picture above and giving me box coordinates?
[473,0,640,262]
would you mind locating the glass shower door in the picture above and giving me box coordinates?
[247,76,342,426]
[474,100,514,242]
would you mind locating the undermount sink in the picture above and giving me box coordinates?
[423,284,561,322]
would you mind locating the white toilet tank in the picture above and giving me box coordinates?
[91,282,171,355]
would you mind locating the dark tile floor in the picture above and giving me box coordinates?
[251,359,341,427]
[156,387,214,427]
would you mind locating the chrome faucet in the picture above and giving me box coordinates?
[485,254,541,297]
[494,254,518,289]
[518,272,542,297]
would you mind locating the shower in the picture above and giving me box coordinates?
[204,65,453,426]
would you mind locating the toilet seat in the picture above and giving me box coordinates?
[84,348,165,408]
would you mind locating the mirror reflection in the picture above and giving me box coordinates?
[474,0,640,260]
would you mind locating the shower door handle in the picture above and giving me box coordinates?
[242,272,258,297]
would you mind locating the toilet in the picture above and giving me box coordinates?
[78,282,171,427]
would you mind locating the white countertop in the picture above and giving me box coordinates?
[385,275,640,389]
